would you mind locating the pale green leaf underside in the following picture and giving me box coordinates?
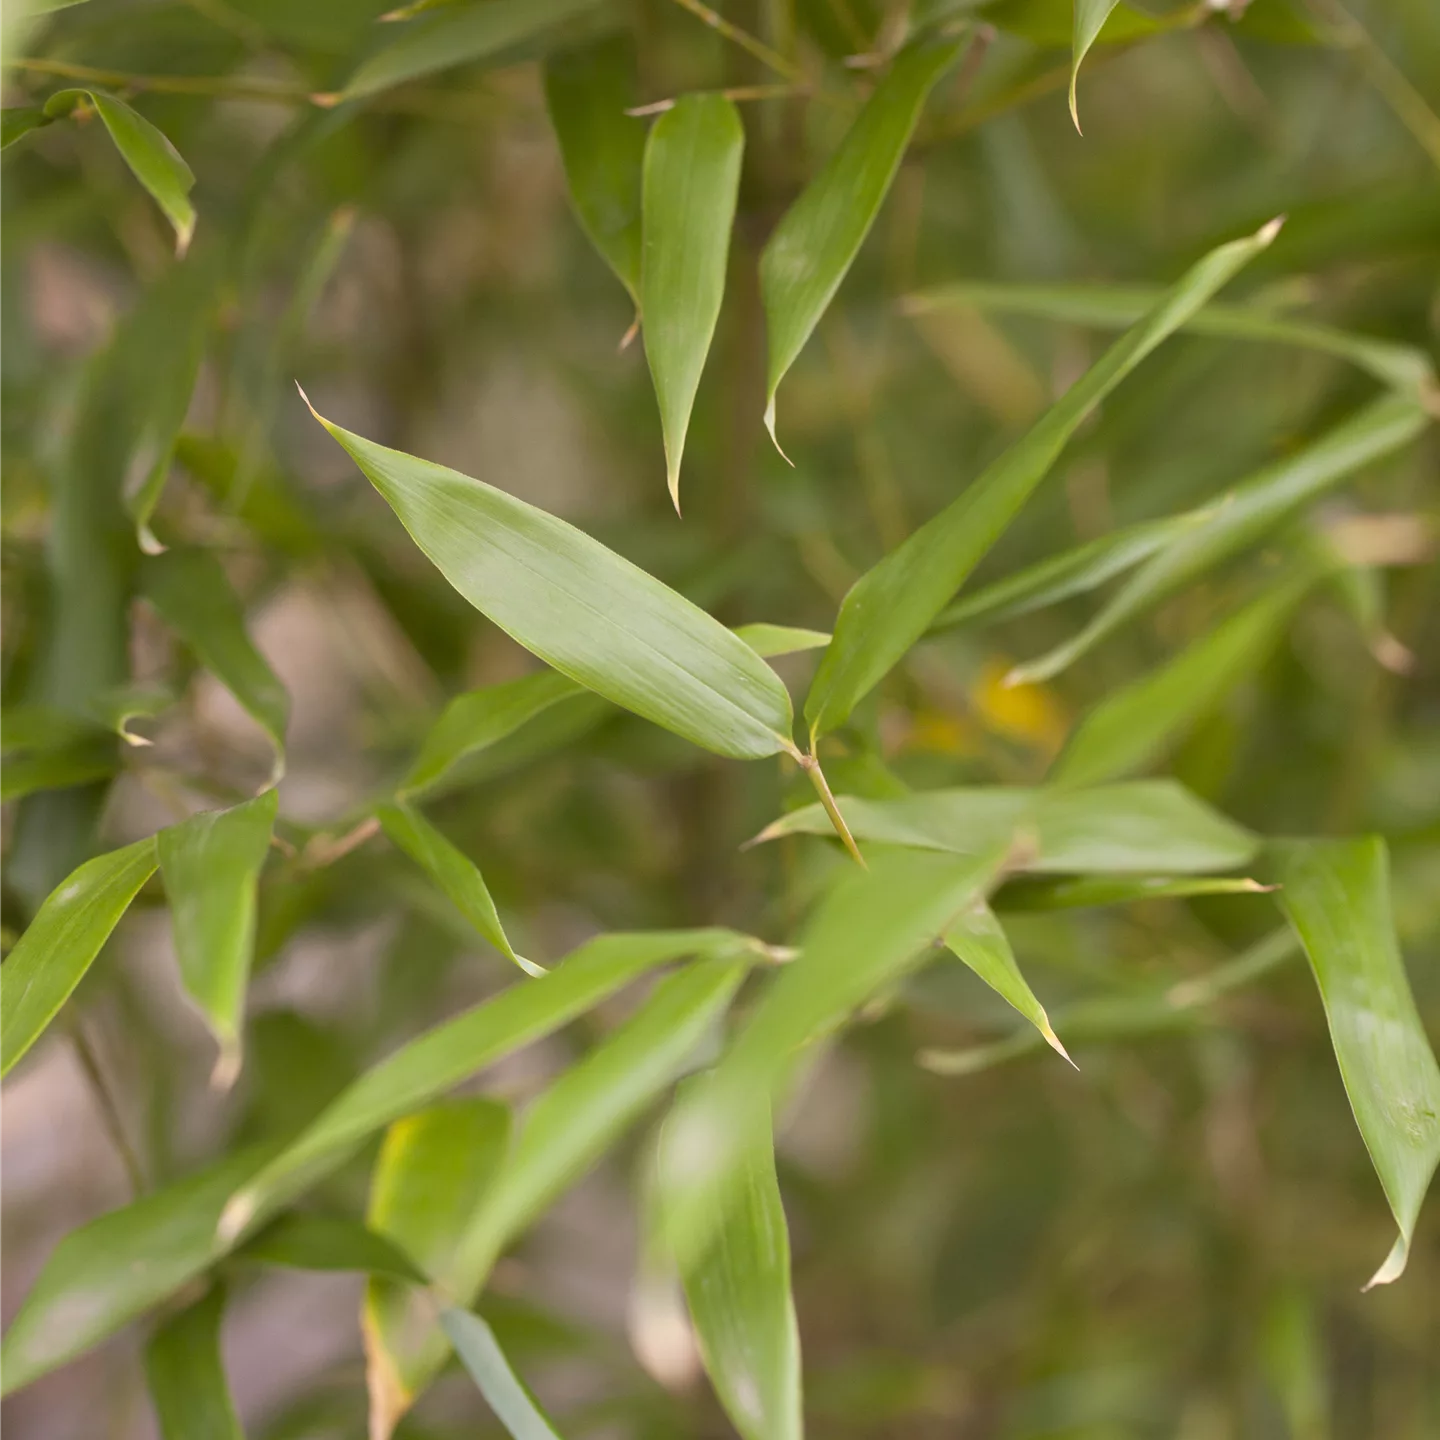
[441,1308,565,1440]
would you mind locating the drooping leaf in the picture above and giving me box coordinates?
[1009,393,1430,684]
[144,1284,243,1440]
[304,400,796,761]
[158,790,278,1086]
[803,218,1281,740]
[544,35,647,301]
[89,683,174,745]
[1,836,158,1078]
[365,1101,513,1440]
[1271,838,1440,1288]
[640,93,744,510]
[44,90,195,253]
[996,874,1271,911]
[760,34,966,449]
[377,801,539,975]
[142,548,290,780]
[233,1212,426,1283]
[1,105,51,149]
[441,1307,565,1440]
[1069,0,1121,131]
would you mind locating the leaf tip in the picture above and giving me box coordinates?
[174,215,196,258]
[1068,79,1083,136]
[763,395,794,466]
[216,1191,255,1245]
[1041,1020,1077,1070]
[1256,214,1286,246]
[209,1041,242,1092]
[514,954,548,978]
[1362,1233,1409,1290]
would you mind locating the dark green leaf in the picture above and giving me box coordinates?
[144,1284,242,1440]
[233,1212,425,1283]
[1,106,51,149]
[441,1307,564,1440]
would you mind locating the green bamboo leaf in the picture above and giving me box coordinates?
[159,790,278,1087]
[1,105,51,149]
[1070,0,1121,131]
[304,399,795,761]
[661,846,1009,1267]
[804,218,1281,740]
[339,0,602,102]
[544,36,647,302]
[365,1101,513,1440]
[44,90,195,253]
[144,1285,242,1440]
[1271,838,1440,1288]
[760,34,966,451]
[984,0,1164,47]
[89,683,174,746]
[377,801,540,975]
[234,1212,426,1283]
[641,94,744,511]
[142,549,290,781]
[0,738,118,802]
[441,1308,564,1440]
[219,929,755,1243]
[1,836,158,1078]
[943,898,1071,1063]
[753,779,1255,875]
[1009,393,1430,684]
[997,874,1271,911]
[666,1093,803,1440]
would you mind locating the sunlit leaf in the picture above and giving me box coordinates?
[1069,0,1121,131]
[233,1212,425,1283]
[804,218,1281,739]
[760,34,966,450]
[0,836,158,1078]
[1271,838,1440,1288]
[733,622,832,657]
[641,93,744,510]
[144,1284,242,1440]
[441,1307,564,1440]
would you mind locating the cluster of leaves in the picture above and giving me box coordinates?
[2,0,1438,1437]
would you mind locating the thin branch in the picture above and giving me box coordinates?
[626,83,807,117]
[665,0,805,84]
[7,56,311,105]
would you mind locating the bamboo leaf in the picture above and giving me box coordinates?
[1,105,51,149]
[233,1212,426,1283]
[733,622,832,657]
[544,35,646,301]
[0,738,118,802]
[1070,0,1121,132]
[1,836,158,1078]
[142,549,290,781]
[1009,393,1430,684]
[996,874,1271,911]
[304,399,795,761]
[377,801,540,975]
[640,94,744,510]
[144,1285,242,1440]
[1271,838,1440,1288]
[804,219,1281,739]
[159,790,278,1087]
[44,90,195,253]
[441,1307,565,1440]
[760,34,966,450]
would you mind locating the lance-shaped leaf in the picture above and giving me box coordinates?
[2,106,51,149]
[233,1212,425,1283]
[753,779,1255,875]
[1,836,158,1078]
[377,801,539,976]
[1009,393,1430,684]
[43,90,195,253]
[760,34,966,450]
[159,790,277,1087]
[0,736,118,802]
[304,400,795,761]
[943,898,1070,1062]
[1070,0,1121,131]
[220,929,754,1242]
[661,846,1009,1267]
[641,94,744,510]
[996,874,1271,911]
[544,36,646,302]
[340,0,602,102]
[804,218,1281,739]
[665,1092,803,1440]
[1051,563,1320,787]
[142,548,290,780]
[441,1308,564,1440]
[144,1284,242,1440]
[1271,838,1440,1289]
[365,1101,513,1440]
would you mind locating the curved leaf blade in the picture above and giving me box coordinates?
[233,1212,426,1283]
[1070,0,1121,132]
[144,1285,242,1440]
[441,1308,565,1440]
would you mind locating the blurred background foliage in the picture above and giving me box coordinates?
[2,0,1438,1436]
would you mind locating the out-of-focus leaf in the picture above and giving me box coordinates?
[340,0,601,102]
[233,1212,425,1282]
[0,1146,272,1395]
[661,846,1009,1267]
[754,779,1255,874]
[733,622,831,657]
[43,90,195,253]
[760,35,965,450]
[667,1092,803,1440]
[365,1101,512,1440]
[1272,838,1440,1288]
[144,1284,242,1440]
[1070,0,1120,131]
[997,874,1270,911]
[641,94,744,510]
[0,836,158,1078]
[983,0,1164,47]
[89,684,174,745]
[943,897,1070,1061]
[220,929,755,1241]
[0,739,118,802]
[1009,394,1430,684]
[440,1307,564,1440]
[142,549,290,780]
[1,106,50,148]
[544,35,646,301]
[804,219,1280,739]
[159,790,277,1086]
[305,401,796,761]
[376,801,539,975]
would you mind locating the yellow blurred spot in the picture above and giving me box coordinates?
[904,709,984,757]
[972,657,1067,754]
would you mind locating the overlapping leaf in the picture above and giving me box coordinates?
[442,1308,565,1440]
[144,1285,243,1440]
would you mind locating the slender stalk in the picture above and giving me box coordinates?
[800,751,867,868]
[8,56,311,104]
[665,0,804,84]
[626,83,806,117]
